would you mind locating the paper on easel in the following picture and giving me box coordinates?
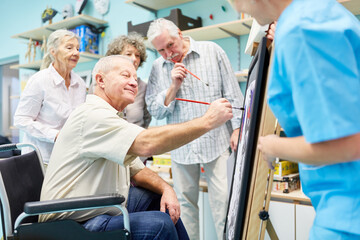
[227,151,235,198]
[245,19,269,55]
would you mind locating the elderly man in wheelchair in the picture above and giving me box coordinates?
[0,55,234,240]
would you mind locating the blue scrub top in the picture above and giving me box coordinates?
[268,0,360,235]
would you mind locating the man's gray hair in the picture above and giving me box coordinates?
[147,18,179,47]
[91,55,134,89]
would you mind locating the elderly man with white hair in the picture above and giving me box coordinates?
[40,55,235,239]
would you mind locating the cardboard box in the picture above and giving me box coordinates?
[149,165,171,179]
[74,25,99,54]
[153,154,171,167]
[272,173,300,193]
[273,160,298,177]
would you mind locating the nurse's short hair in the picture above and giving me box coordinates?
[147,18,179,47]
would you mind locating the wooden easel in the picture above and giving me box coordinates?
[241,42,280,240]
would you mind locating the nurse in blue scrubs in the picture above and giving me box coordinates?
[228,0,360,239]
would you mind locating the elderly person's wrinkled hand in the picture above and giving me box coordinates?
[171,62,187,87]
[160,187,181,224]
[204,98,233,130]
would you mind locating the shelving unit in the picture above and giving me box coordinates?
[10,61,42,71]
[271,189,311,205]
[126,0,252,81]
[11,14,107,41]
[125,0,194,11]
[126,0,358,19]
[182,18,253,76]
[10,52,103,70]
[11,15,107,70]
[235,70,249,82]
[182,18,253,41]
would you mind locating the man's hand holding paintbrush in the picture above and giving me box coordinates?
[165,53,209,106]
[164,53,187,106]
[203,98,234,129]
[168,53,209,86]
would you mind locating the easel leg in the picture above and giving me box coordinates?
[266,219,279,240]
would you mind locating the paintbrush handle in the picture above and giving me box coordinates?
[183,68,209,86]
[183,68,200,80]
[175,98,244,110]
[171,59,208,85]
[175,98,210,105]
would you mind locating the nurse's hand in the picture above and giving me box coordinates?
[266,21,277,41]
[258,134,279,169]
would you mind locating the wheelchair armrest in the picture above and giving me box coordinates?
[24,193,125,215]
[15,193,131,233]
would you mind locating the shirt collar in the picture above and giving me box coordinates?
[185,36,201,58]
[86,94,119,116]
[161,36,201,66]
[49,64,79,87]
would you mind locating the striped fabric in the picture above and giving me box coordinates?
[146,37,244,164]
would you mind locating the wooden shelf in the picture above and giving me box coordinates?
[11,14,107,41]
[271,190,312,205]
[125,0,194,11]
[235,70,248,82]
[10,60,42,70]
[182,18,253,41]
[78,52,104,62]
[10,52,103,70]
[339,0,360,15]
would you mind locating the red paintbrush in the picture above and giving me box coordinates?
[175,98,244,110]
[168,54,209,86]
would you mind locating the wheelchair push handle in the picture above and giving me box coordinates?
[0,143,43,165]
[0,143,18,152]
[0,143,40,152]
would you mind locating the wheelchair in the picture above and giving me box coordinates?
[0,143,131,240]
